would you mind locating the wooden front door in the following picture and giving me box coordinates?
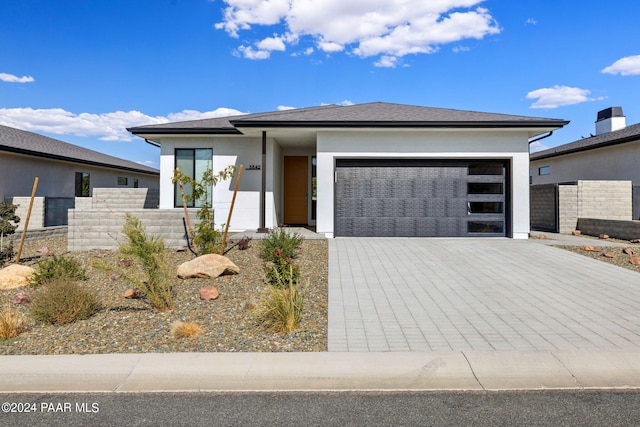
[284,156,308,224]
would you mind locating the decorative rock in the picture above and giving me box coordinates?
[0,264,35,290]
[582,246,599,252]
[599,234,609,239]
[571,230,581,236]
[602,252,616,258]
[630,257,640,266]
[177,254,240,279]
[124,288,144,299]
[176,246,187,252]
[623,248,636,256]
[199,287,220,301]
[11,291,30,305]
[631,239,640,244]
[538,233,547,240]
[37,247,53,257]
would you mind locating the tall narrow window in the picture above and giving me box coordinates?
[75,172,90,197]
[175,148,213,207]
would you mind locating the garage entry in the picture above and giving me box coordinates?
[334,159,510,237]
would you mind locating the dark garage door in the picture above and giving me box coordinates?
[334,159,508,237]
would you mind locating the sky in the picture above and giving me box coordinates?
[1,0,639,168]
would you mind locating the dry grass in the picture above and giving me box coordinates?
[29,279,102,325]
[254,283,303,334]
[170,321,203,339]
[0,305,27,339]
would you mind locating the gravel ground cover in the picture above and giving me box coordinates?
[556,242,640,274]
[1,235,328,355]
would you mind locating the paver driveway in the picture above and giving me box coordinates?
[328,238,640,352]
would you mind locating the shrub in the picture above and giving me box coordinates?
[254,282,303,334]
[263,257,300,288]
[170,321,203,339]
[118,214,174,311]
[0,201,19,266]
[29,279,101,325]
[172,164,236,255]
[29,254,87,286]
[0,305,27,339]
[258,228,303,262]
[0,243,14,267]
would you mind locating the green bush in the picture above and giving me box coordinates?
[29,254,87,286]
[264,257,300,288]
[0,202,19,266]
[118,214,174,311]
[258,228,303,262]
[29,279,101,325]
[254,281,303,334]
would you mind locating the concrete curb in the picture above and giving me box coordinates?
[2,351,640,393]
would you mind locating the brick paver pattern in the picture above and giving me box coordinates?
[328,238,640,352]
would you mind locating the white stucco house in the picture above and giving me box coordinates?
[128,102,568,239]
[0,124,159,228]
[530,107,640,219]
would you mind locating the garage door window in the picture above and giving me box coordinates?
[468,221,504,233]
[467,183,503,194]
[468,202,503,214]
[468,162,504,175]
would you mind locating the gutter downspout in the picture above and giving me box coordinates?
[528,131,553,146]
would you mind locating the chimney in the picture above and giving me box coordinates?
[595,106,626,136]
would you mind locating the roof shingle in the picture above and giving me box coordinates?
[0,124,159,175]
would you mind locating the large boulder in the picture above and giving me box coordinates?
[177,254,239,279]
[0,264,35,290]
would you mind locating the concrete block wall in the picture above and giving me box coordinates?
[577,181,632,220]
[67,208,200,252]
[91,188,159,209]
[530,180,632,234]
[558,184,578,233]
[577,218,640,241]
[530,184,557,231]
[4,196,45,230]
[633,186,640,220]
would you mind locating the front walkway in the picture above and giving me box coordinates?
[328,238,640,352]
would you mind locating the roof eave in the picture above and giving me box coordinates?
[531,134,640,161]
[127,127,242,136]
[231,120,570,129]
[0,144,159,176]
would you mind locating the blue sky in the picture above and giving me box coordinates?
[1,0,639,168]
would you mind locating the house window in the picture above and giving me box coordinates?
[468,162,504,176]
[117,177,128,186]
[539,166,551,176]
[75,172,90,197]
[175,148,213,207]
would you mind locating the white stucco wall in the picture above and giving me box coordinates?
[157,136,279,231]
[530,140,640,185]
[0,152,159,202]
[316,129,532,239]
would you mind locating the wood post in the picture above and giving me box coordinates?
[220,165,243,254]
[15,177,39,264]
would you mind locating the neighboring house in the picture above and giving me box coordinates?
[0,124,160,228]
[128,102,567,239]
[530,107,640,219]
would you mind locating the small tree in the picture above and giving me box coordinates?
[0,202,20,266]
[172,164,236,255]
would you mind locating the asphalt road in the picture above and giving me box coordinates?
[2,390,640,426]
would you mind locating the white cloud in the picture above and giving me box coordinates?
[236,45,271,59]
[452,45,470,53]
[374,56,399,68]
[0,73,35,83]
[526,85,601,109]
[277,105,296,110]
[0,107,244,141]
[525,18,537,25]
[215,0,500,63]
[602,55,640,76]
